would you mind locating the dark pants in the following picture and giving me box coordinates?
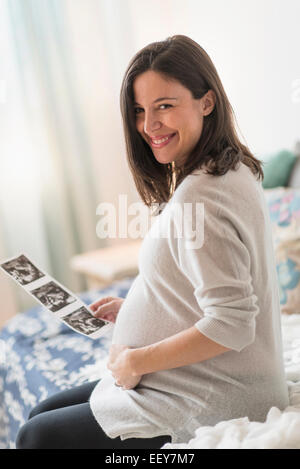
[15,380,171,449]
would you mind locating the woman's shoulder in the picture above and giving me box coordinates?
[190,160,259,182]
[181,161,261,194]
[171,161,263,218]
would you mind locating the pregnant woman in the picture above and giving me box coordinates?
[16,34,289,449]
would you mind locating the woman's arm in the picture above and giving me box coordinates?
[108,326,232,389]
[129,326,231,376]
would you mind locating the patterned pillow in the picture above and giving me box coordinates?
[276,238,300,314]
[264,187,300,314]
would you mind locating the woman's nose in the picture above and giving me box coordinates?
[143,111,162,136]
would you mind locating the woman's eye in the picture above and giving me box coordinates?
[134,104,172,115]
[159,104,172,110]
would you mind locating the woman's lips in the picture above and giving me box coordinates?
[150,133,177,149]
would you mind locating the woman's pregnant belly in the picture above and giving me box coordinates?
[112,275,158,347]
[112,275,182,348]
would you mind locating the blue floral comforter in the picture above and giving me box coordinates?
[0,276,135,449]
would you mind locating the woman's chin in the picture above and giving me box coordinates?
[153,153,177,165]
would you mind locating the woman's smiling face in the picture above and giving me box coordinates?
[133,70,215,166]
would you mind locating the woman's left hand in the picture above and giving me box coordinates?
[107,344,142,390]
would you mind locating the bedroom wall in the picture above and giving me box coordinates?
[123,0,300,159]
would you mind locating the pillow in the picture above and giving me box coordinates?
[276,238,300,314]
[264,187,300,314]
[265,187,300,245]
[262,150,297,189]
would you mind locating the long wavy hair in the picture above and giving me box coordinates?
[120,34,264,210]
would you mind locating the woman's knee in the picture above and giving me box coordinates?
[28,401,49,420]
[16,417,42,449]
[28,404,41,420]
[16,412,56,449]
[28,395,58,420]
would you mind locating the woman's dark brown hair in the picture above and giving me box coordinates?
[120,34,264,210]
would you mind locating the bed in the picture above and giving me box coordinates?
[2,148,300,450]
[1,276,300,450]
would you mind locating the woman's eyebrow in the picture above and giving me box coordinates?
[134,97,178,105]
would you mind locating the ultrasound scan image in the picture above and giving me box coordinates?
[30,280,77,312]
[0,254,45,286]
[63,306,106,335]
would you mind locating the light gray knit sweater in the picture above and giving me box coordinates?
[89,161,289,444]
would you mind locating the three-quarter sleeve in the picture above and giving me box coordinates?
[176,196,259,352]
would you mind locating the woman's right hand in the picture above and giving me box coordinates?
[89,296,125,324]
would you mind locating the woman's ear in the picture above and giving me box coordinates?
[202,90,216,116]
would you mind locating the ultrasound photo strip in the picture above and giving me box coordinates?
[0,253,114,339]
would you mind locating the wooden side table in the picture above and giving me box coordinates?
[70,240,142,289]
